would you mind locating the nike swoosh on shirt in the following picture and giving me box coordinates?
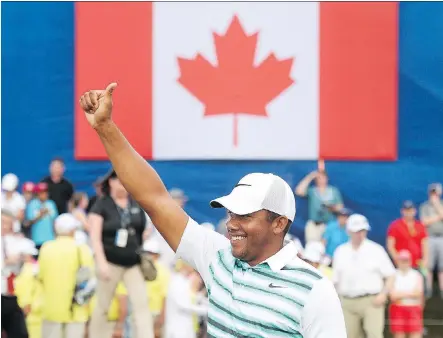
[268,283,286,288]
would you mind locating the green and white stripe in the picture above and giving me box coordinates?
[206,248,322,338]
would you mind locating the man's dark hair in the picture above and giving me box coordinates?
[266,210,292,235]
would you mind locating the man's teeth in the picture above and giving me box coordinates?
[232,236,246,241]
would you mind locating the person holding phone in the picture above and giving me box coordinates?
[25,183,58,254]
[295,160,343,243]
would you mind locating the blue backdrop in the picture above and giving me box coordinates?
[2,2,443,245]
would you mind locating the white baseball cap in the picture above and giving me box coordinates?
[55,213,81,235]
[210,173,296,221]
[18,238,38,256]
[302,242,324,263]
[347,214,371,232]
[2,173,19,192]
[143,237,161,254]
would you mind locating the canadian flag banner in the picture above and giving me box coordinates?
[75,2,397,160]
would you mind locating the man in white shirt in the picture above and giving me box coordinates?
[1,173,26,233]
[1,209,29,338]
[79,83,347,337]
[164,260,207,338]
[333,214,395,338]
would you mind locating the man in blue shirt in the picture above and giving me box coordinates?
[25,182,58,252]
[322,208,351,260]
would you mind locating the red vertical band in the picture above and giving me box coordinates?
[75,2,153,160]
[319,3,398,160]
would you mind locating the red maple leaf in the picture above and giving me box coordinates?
[177,15,295,146]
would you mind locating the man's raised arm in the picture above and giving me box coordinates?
[79,83,188,251]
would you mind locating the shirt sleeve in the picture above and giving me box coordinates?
[90,198,105,217]
[17,194,26,210]
[301,277,347,338]
[419,222,428,240]
[378,246,396,278]
[176,218,230,285]
[386,222,397,238]
[26,201,35,220]
[419,203,430,219]
[322,224,331,241]
[331,246,343,285]
[333,187,343,205]
[49,201,58,218]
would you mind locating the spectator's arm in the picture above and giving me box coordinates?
[379,247,396,294]
[410,272,425,298]
[421,236,429,269]
[90,119,189,252]
[67,182,74,201]
[88,213,107,266]
[321,228,329,252]
[26,202,45,226]
[15,195,26,223]
[73,209,89,231]
[421,213,443,226]
[171,284,208,316]
[295,171,317,197]
[420,204,443,226]
[16,209,25,223]
[330,188,344,211]
[386,236,398,264]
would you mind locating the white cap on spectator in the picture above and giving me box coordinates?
[55,213,81,235]
[347,214,371,232]
[2,173,19,192]
[210,173,296,222]
[18,238,38,256]
[143,237,161,254]
[302,242,324,263]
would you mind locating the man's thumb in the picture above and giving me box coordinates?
[105,82,118,96]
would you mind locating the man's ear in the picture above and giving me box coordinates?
[272,216,288,236]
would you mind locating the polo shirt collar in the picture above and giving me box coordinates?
[234,242,299,272]
[263,241,298,272]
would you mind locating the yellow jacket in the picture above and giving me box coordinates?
[15,261,43,325]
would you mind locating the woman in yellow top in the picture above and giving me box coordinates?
[14,239,43,338]
[38,214,95,338]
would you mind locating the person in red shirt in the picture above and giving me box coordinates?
[387,201,429,271]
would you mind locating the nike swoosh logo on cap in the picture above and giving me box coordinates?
[235,183,252,187]
[268,283,286,288]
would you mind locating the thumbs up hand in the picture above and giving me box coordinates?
[79,83,117,129]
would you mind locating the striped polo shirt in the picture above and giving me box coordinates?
[177,218,346,338]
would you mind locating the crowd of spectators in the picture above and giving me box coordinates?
[2,158,442,338]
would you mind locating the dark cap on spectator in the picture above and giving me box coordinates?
[22,182,35,193]
[102,168,117,182]
[99,168,118,195]
[428,183,442,195]
[402,200,415,209]
[34,182,48,193]
[337,207,351,216]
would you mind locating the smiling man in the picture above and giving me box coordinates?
[79,83,346,338]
